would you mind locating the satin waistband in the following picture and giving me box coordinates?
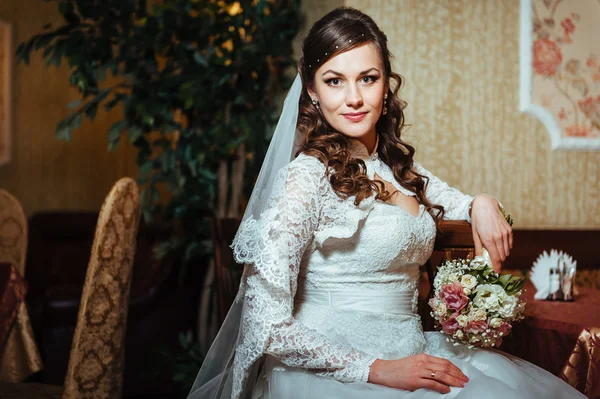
[295,288,417,316]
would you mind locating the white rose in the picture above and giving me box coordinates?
[469,308,487,322]
[454,330,464,340]
[461,274,478,290]
[497,294,518,318]
[470,256,487,269]
[434,301,447,317]
[456,315,469,327]
[473,284,506,311]
[489,318,503,328]
[463,287,472,295]
[481,248,493,266]
[470,248,493,269]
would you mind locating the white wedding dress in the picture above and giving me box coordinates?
[227,140,585,399]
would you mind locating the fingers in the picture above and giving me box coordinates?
[424,369,466,388]
[423,356,469,382]
[503,230,510,260]
[420,379,452,394]
[472,227,483,257]
[485,241,502,272]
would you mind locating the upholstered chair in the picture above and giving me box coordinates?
[0,177,141,398]
[0,190,43,381]
[560,327,600,398]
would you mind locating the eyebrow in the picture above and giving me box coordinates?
[321,67,380,77]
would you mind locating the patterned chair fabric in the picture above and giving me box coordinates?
[0,178,141,398]
[0,190,27,275]
[62,177,141,399]
[0,190,43,382]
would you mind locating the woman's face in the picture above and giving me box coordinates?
[307,43,387,146]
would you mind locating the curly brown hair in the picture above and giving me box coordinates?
[296,7,445,224]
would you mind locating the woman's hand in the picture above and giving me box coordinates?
[470,194,513,273]
[368,354,469,394]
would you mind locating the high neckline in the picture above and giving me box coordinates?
[349,135,379,161]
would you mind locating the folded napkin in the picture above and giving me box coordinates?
[529,249,577,300]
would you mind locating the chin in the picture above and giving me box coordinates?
[337,122,375,139]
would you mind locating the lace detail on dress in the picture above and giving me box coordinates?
[231,155,376,398]
[412,161,474,221]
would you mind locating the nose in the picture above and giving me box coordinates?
[345,83,363,109]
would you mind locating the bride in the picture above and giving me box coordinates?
[188,7,585,399]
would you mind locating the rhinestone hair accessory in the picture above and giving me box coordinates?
[308,33,367,71]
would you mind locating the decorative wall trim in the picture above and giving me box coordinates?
[0,20,12,165]
[519,0,600,151]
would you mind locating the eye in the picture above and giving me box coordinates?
[361,75,379,84]
[325,78,342,86]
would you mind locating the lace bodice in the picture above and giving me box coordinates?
[230,142,473,399]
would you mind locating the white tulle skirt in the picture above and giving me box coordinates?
[251,331,585,399]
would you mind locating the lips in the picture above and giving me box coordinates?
[343,112,368,122]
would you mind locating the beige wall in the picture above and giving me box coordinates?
[0,0,138,216]
[333,0,599,229]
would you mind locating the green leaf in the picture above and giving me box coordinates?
[56,120,71,141]
[67,99,82,109]
[71,113,82,130]
[108,119,127,143]
[497,274,512,288]
[139,160,154,178]
[127,126,143,143]
[193,51,207,67]
[142,114,155,126]
[198,168,216,181]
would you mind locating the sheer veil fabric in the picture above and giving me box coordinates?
[187,74,303,399]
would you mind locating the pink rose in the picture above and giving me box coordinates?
[465,320,488,334]
[440,282,469,312]
[533,38,562,76]
[496,322,512,336]
[428,297,436,308]
[441,312,460,335]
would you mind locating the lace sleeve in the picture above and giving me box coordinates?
[231,157,376,397]
[413,161,474,221]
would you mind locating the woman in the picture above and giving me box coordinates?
[189,7,585,399]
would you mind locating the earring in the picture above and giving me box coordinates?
[311,98,319,108]
[383,95,388,115]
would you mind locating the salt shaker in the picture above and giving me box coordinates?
[547,267,562,301]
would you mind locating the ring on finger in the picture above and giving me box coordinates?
[430,371,436,379]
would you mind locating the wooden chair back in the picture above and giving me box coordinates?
[421,220,475,331]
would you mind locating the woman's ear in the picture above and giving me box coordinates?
[307,87,317,102]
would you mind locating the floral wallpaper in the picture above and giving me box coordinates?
[341,0,600,228]
[531,0,600,139]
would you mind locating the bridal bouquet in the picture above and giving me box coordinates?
[428,249,526,349]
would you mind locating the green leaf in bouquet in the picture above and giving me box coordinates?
[505,276,526,295]
[496,274,512,288]
[501,208,513,226]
